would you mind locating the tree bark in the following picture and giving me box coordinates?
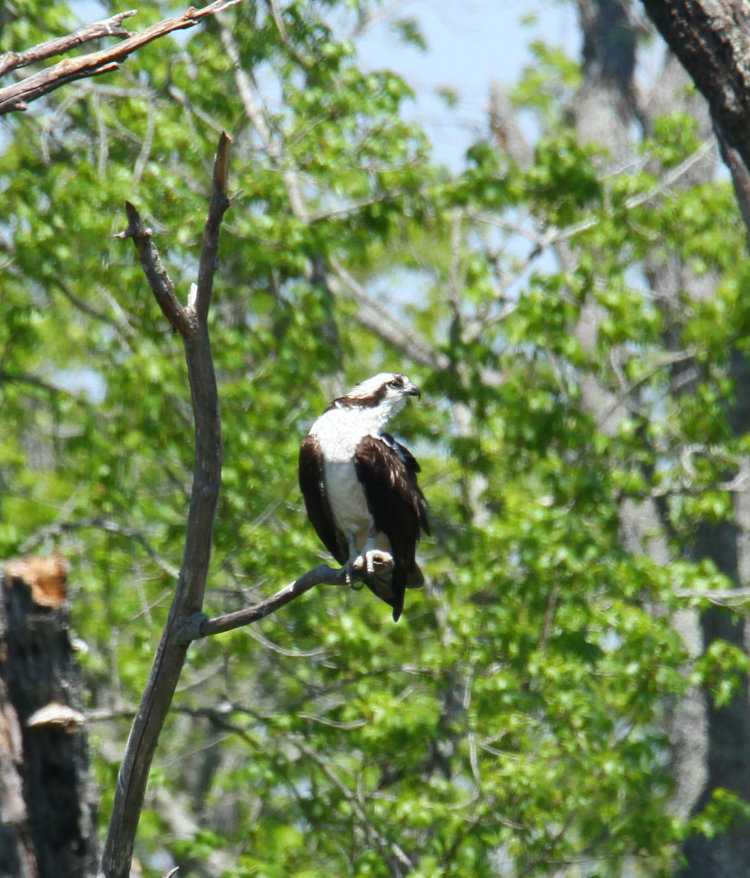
[100,133,232,878]
[0,554,98,878]
[571,2,750,873]
[640,0,750,172]
[575,0,639,160]
[677,355,750,875]
[0,674,37,878]
[636,3,750,874]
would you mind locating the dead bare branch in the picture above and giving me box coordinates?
[0,10,135,77]
[0,0,243,115]
[100,131,232,878]
[115,202,193,336]
[194,130,235,323]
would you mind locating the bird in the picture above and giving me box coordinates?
[299,372,430,621]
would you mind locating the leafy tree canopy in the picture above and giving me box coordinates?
[2,1,749,875]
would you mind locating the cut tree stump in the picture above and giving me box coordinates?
[0,553,98,878]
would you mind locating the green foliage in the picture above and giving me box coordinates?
[643,111,702,168]
[390,16,428,52]
[511,39,581,126]
[2,2,749,876]
[688,787,750,840]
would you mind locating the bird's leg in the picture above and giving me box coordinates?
[362,527,379,579]
[343,533,364,590]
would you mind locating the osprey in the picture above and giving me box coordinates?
[299,372,430,621]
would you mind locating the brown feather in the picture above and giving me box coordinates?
[354,434,430,620]
[298,435,347,564]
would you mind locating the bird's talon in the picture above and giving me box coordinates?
[344,558,366,590]
[365,549,377,578]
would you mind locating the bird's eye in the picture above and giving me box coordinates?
[387,379,400,389]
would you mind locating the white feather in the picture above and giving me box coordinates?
[309,407,380,535]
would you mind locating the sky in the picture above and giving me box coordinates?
[354,0,579,168]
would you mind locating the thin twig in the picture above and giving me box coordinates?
[294,737,414,871]
[328,257,447,370]
[528,142,715,258]
[52,278,137,339]
[19,516,179,579]
[0,369,73,397]
[266,0,312,68]
[673,588,750,609]
[595,348,698,430]
[218,16,308,221]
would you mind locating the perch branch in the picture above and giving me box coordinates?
[100,132,231,878]
[0,0,243,114]
[174,554,395,644]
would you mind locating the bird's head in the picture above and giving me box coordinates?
[335,372,421,419]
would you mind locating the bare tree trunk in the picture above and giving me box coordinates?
[0,554,98,878]
[100,135,232,878]
[680,603,750,877]
[0,674,37,878]
[636,3,750,874]
[640,0,750,169]
[572,2,750,873]
[678,354,750,875]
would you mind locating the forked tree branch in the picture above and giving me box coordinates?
[116,202,193,335]
[100,132,232,878]
[0,0,243,114]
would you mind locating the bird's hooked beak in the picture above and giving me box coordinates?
[406,381,421,398]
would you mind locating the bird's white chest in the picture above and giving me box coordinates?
[310,407,382,534]
[323,459,371,533]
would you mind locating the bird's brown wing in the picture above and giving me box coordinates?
[299,434,347,564]
[354,433,429,620]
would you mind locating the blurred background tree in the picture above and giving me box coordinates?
[2,1,750,876]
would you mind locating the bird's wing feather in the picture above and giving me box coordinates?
[299,434,347,564]
[381,432,431,535]
[354,434,429,620]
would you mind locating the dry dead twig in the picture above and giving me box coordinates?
[0,0,243,114]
